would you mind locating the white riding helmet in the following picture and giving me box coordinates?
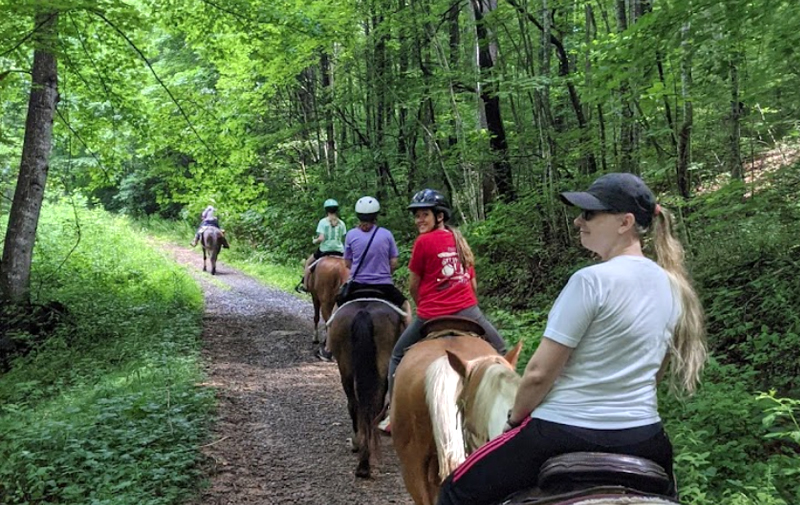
[355,196,380,214]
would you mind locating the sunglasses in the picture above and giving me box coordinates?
[580,209,606,221]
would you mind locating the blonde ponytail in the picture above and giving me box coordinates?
[445,224,475,271]
[645,208,707,394]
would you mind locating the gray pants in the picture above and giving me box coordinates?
[387,305,506,402]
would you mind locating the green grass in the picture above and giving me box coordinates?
[0,201,214,505]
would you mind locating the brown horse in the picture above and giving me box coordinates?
[307,256,349,344]
[445,350,678,505]
[327,300,404,478]
[201,227,224,275]
[391,334,522,505]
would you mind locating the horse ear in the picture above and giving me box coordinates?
[504,340,524,368]
[446,350,469,378]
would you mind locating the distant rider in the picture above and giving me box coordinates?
[191,205,229,249]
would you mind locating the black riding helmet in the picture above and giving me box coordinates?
[408,189,451,221]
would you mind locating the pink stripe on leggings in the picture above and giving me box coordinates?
[452,416,532,482]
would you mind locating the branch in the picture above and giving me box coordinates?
[55,107,112,182]
[334,107,371,148]
[0,12,58,58]
[88,9,219,160]
[503,0,570,76]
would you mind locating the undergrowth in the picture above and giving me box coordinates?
[0,201,214,504]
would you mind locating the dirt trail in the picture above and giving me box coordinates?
[160,244,412,505]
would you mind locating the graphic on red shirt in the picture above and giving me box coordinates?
[410,229,477,319]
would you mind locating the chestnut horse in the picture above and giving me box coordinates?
[201,227,224,275]
[391,333,522,505]
[307,256,349,344]
[445,350,678,505]
[327,300,405,478]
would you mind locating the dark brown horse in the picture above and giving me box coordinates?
[326,300,405,478]
[307,256,349,344]
[201,227,224,275]
[391,336,522,504]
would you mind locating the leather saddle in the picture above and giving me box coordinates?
[504,452,678,504]
[420,315,486,339]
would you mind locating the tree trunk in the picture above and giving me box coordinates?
[471,0,515,202]
[676,20,693,198]
[728,55,743,180]
[320,51,336,177]
[616,0,637,174]
[0,12,59,304]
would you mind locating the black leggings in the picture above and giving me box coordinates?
[313,249,343,260]
[437,418,674,505]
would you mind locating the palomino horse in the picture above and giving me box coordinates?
[444,351,679,505]
[201,227,224,275]
[326,299,405,478]
[391,326,523,505]
[307,256,349,344]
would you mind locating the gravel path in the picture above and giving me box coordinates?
[160,244,412,505]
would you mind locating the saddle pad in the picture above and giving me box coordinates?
[325,298,407,327]
[502,485,680,505]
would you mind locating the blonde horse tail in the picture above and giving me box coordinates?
[424,356,466,481]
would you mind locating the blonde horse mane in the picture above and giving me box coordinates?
[459,357,521,451]
[424,355,466,480]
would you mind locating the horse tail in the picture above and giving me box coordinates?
[425,356,466,480]
[351,310,381,464]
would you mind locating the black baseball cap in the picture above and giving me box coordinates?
[560,173,657,228]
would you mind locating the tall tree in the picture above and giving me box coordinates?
[471,0,514,202]
[0,11,59,304]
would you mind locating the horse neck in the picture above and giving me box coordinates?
[463,359,521,449]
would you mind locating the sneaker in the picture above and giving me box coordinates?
[378,416,391,434]
[316,347,333,362]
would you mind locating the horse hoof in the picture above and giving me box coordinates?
[355,462,371,479]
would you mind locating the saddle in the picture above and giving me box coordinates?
[419,315,486,341]
[505,452,678,504]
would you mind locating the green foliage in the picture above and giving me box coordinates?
[467,191,586,310]
[661,361,798,505]
[686,167,800,394]
[0,202,213,505]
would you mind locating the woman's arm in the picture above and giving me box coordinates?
[312,233,325,244]
[506,338,573,428]
[409,271,421,304]
[390,257,399,272]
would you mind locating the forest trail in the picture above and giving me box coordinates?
[159,243,412,505]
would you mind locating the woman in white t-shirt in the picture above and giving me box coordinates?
[437,173,707,505]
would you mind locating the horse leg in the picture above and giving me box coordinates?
[211,247,218,275]
[312,296,321,344]
[202,247,208,272]
[341,375,358,451]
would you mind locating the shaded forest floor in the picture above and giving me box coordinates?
[159,243,412,505]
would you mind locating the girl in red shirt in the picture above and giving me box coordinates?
[385,189,506,417]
